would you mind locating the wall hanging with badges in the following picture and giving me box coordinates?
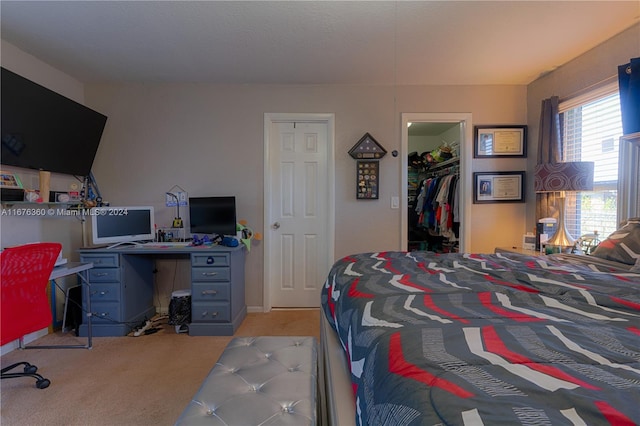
[349,133,386,200]
[356,160,379,199]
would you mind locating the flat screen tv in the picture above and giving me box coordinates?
[1,67,108,177]
[189,196,236,236]
[91,206,155,248]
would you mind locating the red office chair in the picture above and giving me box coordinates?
[1,242,62,389]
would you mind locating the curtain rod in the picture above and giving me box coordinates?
[560,74,617,103]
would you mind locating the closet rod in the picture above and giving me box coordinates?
[424,157,459,177]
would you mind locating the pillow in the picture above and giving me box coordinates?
[591,218,640,270]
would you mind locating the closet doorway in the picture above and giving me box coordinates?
[400,113,473,253]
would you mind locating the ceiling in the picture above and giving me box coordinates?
[1,1,638,86]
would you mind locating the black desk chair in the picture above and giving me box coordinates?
[1,242,62,389]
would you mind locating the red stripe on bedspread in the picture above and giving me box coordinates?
[594,400,636,425]
[348,278,375,298]
[481,326,600,390]
[417,262,439,275]
[389,332,474,398]
[326,281,335,318]
[484,275,540,293]
[397,274,434,292]
[479,292,545,322]
[610,296,640,311]
[627,326,640,336]
[423,295,470,324]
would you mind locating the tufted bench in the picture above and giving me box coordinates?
[175,336,318,426]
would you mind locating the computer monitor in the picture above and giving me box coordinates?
[189,196,236,236]
[91,206,155,248]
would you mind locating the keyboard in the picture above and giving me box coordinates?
[141,242,191,248]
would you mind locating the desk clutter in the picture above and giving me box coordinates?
[153,220,260,250]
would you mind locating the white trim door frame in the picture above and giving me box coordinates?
[263,113,335,312]
[401,112,473,253]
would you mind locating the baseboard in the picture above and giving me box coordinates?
[0,328,48,356]
[247,305,265,313]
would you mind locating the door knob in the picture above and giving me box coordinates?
[272,222,281,229]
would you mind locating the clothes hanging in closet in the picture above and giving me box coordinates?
[414,173,459,241]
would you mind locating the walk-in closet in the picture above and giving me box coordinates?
[407,122,461,252]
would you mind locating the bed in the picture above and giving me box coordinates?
[319,239,640,425]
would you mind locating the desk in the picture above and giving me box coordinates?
[25,262,94,350]
[78,245,245,337]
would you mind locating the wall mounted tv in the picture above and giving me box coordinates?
[1,67,108,177]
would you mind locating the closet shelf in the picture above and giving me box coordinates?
[425,156,459,172]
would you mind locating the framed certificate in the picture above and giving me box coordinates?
[474,125,527,158]
[473,171,525,203]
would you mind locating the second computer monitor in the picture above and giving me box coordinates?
[189,196,236,236]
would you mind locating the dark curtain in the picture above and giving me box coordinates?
[618,57,640,135]
[536,96,562,220]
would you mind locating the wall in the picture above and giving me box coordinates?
[85,82,527,308]
[525,23,640,230]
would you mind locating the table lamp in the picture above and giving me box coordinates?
[166,192,183,228]
[534,161,594,251]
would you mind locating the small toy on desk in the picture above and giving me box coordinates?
[221,236,239,247]
[191,235,213,246]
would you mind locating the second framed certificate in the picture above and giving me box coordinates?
[473,171,525,203]
[474,125,527,158]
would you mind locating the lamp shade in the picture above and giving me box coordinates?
[534,162,594,192]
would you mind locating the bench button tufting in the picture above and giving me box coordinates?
[175,337,317,425]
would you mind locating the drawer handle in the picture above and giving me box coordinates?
[207,256,215,265]
[95,272,109,277]
[91,290,110,296]
[201,311,219,318]
[202,290,218,295]
[201,272,218,277]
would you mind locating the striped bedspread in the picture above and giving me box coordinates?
[320,251,640,426]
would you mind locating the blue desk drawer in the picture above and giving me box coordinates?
[80,254,119,268]
[192,302,230,322]
[191,253,230,267]
[88,268,119,282]
[192,283,230,302]
[89,302,121,324]
[88,283,120,302]
[192,267,230,282]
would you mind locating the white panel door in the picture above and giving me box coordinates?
[268,121,329,307]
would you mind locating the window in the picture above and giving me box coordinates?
[560,86,622,239]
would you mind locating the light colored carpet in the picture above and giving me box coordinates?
[1,309,320,426]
